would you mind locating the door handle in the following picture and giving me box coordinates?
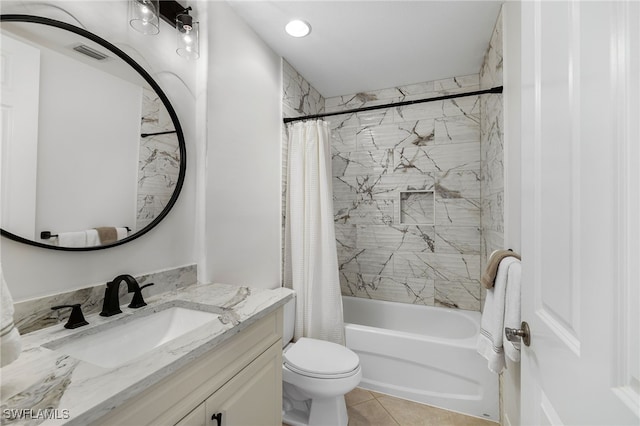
[505,321,531,346]
[211,412,222,426]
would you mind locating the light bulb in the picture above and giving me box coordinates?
[129,0,159,35]
[285,20,311,38]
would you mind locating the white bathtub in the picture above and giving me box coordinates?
[342,296,499,421]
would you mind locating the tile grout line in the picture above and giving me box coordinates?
[369,391,402,426]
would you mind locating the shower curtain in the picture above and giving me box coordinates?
[284,120,345,345]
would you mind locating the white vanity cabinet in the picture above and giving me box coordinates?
[93,308,283,426]
[177,342,281,426]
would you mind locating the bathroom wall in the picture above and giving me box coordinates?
[136,87,181,231]
[1,31,142,241]
[480,8,505,275]
[282,60,325,119]
[200,1,282,289]
[35,46,140,237]
[2,1,285,301]
[325,76,483,311]
[13,264,197,335]
[281,59,326,281]
[501,3,522,426]
[0,0,199,301]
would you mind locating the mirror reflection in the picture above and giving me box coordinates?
[0,18,184,249]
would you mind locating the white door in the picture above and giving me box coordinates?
[519,1,639,425]
[0,33,40,239]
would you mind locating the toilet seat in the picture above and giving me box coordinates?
[284,337,360,379]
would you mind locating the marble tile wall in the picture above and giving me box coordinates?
[281,60,326,282]
[325,75,483,311]
[13,264,197,335]
[283,60,325,119]
[281,39,504,313]
[136,87,181,231]
[480,10,505,292]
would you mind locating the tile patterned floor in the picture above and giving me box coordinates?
[344,388,498,426]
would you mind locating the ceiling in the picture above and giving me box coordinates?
[228,1,504,98]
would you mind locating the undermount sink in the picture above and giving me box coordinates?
[44,306,220,368]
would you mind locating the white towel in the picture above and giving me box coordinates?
[57,230,103,247]
[1,265,22,367]
[57,231,87,247]
[115,227,129,240]
[504,261,522,363]
[477,256,521,374]
[85,229,100,247]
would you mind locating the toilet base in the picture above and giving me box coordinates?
[309,396,348,426]
[282,394,348,426]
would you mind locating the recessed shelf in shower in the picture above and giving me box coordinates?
[398,190,435,225]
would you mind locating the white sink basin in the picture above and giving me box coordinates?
[45,307,219,368]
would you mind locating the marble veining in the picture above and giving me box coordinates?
[1,283,293,425]
[399,191,434,225]
[281,60,326,285]
[480,8,505,309]
[282,60,325,119]
[1,354,79,425]
[280,53,502,313]
[326,74,483,311]
[13,265,197,335]
[136,87,181,231]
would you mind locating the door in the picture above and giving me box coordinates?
[519,1,639,425]
[0,33,40,239]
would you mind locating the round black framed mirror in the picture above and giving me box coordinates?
[0,14,186,251]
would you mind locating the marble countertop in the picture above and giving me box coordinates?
[0,283,293,426]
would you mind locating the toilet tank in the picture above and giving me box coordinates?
[283,295,296,347]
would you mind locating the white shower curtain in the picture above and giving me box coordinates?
[284,120,345,345]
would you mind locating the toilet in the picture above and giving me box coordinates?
[282,296,362,426]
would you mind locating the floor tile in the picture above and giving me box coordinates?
[375,394,454,426]
[346,388,498,426]
[347,399,400,426]
[448,412,497,426]
[346,387,376,407]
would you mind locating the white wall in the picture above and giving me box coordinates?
[200,1,282,290]
[1,0,284,300]
[36,46,140,236]
[0,0,199,301]
[0,34,40,241]
[502,2,522,425]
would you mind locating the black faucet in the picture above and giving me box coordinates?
[51,304,89,329]
[100,274,141,317]
[129,282,154,308]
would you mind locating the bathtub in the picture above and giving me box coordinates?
[342,296,499,421]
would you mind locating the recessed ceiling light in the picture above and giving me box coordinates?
[285,19,311,38]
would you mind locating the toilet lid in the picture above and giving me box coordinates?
[283,337,360,378]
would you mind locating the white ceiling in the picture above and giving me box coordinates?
[228,1,504,98]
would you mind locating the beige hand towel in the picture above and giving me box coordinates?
[95,227,118,244]
[481,249,521,289]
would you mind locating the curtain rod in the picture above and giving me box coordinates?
[283,86,503,124]
[141,130,177,138]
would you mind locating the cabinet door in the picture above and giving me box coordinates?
[175,403,206,426]
[205,342,282,426]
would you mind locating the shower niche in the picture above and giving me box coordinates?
[398,190,435,225]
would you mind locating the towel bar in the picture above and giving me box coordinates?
[40,227,131,240]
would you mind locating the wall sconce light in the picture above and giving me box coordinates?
[130,0,200,60]
[175,7,199,60]
[129,0,160,35]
